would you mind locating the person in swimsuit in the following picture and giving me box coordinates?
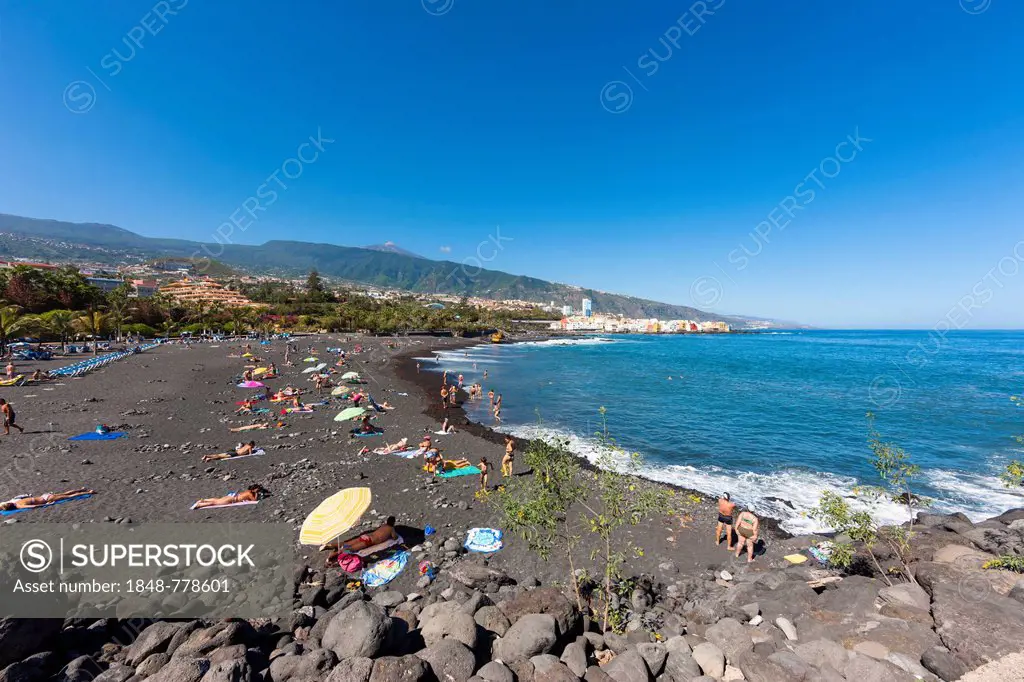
[1,399,24,435]
[440,386,448,409]
[502,436,515,477]
[326,516,398,556]
[203,441,257,462]
[192,484,268,510]
[715,493,737,549]
[0,488,96,511]
[478,457,490,491]
[734,509,760,563]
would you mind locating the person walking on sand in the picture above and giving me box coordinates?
[734,509,760,563]
[715,493,737,549]
[502,436,515,477]
[1,399,24,435]
[478,457,490,491]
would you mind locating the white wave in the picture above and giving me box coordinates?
[497,424,923,535]
[513,337,619,348]
[923,469,1024,520]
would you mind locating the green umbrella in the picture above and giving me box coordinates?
[334,407,367,422]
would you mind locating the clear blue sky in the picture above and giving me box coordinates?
[1,1,1022,328]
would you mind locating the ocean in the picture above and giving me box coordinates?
[420,330,1024,533]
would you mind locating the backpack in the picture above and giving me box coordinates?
[337,553,364,573]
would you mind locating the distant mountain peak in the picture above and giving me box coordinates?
[364,242,424,259]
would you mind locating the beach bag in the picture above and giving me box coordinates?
[337,553,364,573]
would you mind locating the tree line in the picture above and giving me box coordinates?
[0,266,560,353]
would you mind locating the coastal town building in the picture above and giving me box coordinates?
[550,313,730,335]
[85,276,125,293]
[130,279,159,298]
[582,298,593,317]
[159,278,255,307]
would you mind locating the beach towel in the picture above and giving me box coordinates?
[783,554,808,564]
[437,465,481,479]
[190,497,258,510]
[356,535,405,558]
[808,542,834,566]
[285,407,314,414]
[464,528,503,553]
[224,448,266,460]
[351,430,384,438]
[237,381,265,388]
[0,493,94,515]
[374,447,421,459]
[68,432,128,441]
[362,550,409,588]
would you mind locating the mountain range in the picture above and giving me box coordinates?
[0,213,784,327]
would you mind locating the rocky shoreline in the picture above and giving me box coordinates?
[0,335,1022,682]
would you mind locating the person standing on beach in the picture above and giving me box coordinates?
[449,387,457,408]
[5,361,15,380]
[502,436,515,477]
[734,509,760,563]
[1,399,24,435]
[457,373,464,389]
[478,457,489,491]
[440,385,449,410]
[715,493,737,549]
[416,362,421,373]
[493,403,502,425]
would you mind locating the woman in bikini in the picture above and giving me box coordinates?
[0,488,96,511]
[193,485,268,509]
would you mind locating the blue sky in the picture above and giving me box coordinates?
[1,1,1022,328]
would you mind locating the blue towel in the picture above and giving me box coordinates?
[437,465,481,479]
[0,493,94,515]
[68,432,128,441]
[351,430,384,438]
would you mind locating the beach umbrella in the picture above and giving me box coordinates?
[334,406,367,421]
[299,487,372,547]
[342,371,361,380]
[303,357,318,363]
[331,385,351,396]
[237,380,265,388]
[302,363,327,374]
[242,353,254,358]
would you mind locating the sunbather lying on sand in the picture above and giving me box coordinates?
[1,488,96,511]
[324,516,399,558]
[192,484,269,509]
[367,437,409,455]
[438,418,456,434]
[230,424,269,432]
[203,441,258,461]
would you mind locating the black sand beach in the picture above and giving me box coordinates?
[2,336,1024,682]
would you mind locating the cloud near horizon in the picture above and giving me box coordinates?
[439,246,451,253]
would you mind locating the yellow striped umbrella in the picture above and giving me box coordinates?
[299,487,372,547]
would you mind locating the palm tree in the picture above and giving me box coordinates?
[229,307,253,337]
[0,305,34,355]
[41,309,76,351]
[73,307,109,356]
[106,298,134,342]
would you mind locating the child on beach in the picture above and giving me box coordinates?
[0,399,24,435]
[440,386,448,409]
[478,457,489,491]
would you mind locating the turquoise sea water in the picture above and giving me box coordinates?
[422,331,1024,533]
